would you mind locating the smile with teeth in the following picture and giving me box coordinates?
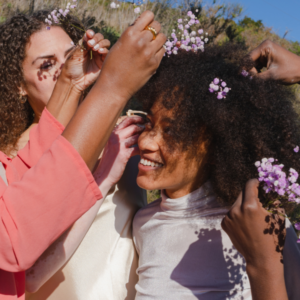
[140,158,163,167]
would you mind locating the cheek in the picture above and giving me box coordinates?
[25,70,58,105]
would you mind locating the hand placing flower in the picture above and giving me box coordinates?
[61,29,111,93]
[93,116,145,196]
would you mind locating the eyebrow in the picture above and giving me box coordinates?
[32,46,75,65]
[64,45,76,57]
[32,54,55,65]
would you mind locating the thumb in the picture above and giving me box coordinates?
[255,69,276,81]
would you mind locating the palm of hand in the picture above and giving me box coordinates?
[64,48,104,92]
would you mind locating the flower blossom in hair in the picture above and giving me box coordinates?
[209,78,231,99]
[241,70,249,77]
[45,0,77,29]
[164,11,209,56]
[255,158,300,202]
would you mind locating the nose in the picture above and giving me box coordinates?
[138,130,160,153]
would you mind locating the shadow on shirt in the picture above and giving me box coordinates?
[171,228,246,300]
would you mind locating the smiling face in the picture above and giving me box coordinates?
[21,26,74,119]
[137,101,210,199]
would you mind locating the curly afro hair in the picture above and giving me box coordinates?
[136,43,300,208]
[0,10,84,154]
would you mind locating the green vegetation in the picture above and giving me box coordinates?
[1,0,300,52]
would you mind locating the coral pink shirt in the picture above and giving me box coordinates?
[0,108,102,299]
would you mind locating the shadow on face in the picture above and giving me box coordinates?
[137,100,211,199]
[21,26,75,118]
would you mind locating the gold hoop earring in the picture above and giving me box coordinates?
[19,94,27,104]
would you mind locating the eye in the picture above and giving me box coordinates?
[40,62,53,71]
[144,117,152,130]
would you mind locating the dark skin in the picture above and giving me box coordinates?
[222,39,300,300]
[222,180,288,300]
[49,11,166,172]
[249,39,300,84]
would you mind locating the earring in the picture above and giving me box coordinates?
[19,94,27,104]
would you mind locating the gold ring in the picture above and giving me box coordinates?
[144,26,157,40]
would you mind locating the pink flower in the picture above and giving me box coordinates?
[187,11,193,16]
[294,146,299,153]
[217,92,224,100]
[241,70,249,77]
[178,19,182,23]
[213,78,220,85]
[134,7,141,14]
[198,29,203,34]
[295,222,300,231]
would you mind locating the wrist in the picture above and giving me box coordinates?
[94,175,114,199]
[47,74,82,127]
[246,259,284,287]
[96,69,132,104]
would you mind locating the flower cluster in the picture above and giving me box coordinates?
[164,10,208,56]
[110,1,143,14]
[45,0,77,28]
[255,158,300,203]
[209,78,231,99]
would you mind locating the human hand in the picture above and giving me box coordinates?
[97,11,166,101]
[61,29,111,92]
[221,179,286,269]
[222,179,288,300]
[249,40,300,84]
[93,116,145,196]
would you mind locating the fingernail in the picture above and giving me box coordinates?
[136,124,145,129]
[93,44,100,50]
[90,31,95,37]
[99,48,104,52]
[88,39,95,46]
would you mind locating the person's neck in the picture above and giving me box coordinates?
[165,164,210,199]
[165,178,208,199]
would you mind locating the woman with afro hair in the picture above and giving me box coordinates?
[132,42,300,299]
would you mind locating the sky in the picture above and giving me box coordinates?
[204,0,300,42]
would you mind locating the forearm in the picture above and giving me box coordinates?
[26,198,103,293]
[62,74,128,171]
[46,75,81,127]
[246,264,288,300]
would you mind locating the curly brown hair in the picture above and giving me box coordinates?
[0,10,85,154]
[136,43,300,213]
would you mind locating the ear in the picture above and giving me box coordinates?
[18,83,28,97]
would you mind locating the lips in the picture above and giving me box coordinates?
[140,158,163,168]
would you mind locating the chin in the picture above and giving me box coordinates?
[136,174,162,191]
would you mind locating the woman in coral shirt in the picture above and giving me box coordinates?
[0,10,166,300]
[0,10,147,299]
